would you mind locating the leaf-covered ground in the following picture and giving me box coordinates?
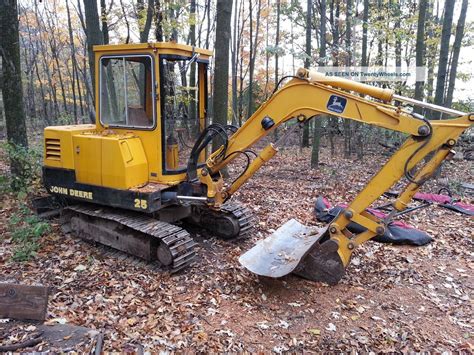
[1,146,473,352]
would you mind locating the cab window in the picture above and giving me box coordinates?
[161,56,206,172]
[99,55,155,128]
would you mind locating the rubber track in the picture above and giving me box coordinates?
[63,204,197,273]
[220,202,257,239]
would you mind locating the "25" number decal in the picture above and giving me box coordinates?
[134,198,148,209]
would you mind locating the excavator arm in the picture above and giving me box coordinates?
[194,68,473,284]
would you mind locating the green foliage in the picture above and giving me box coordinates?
[452,99,474,113]
[8,204,50,261]
[56,113,76,126]
[1,142,42,193]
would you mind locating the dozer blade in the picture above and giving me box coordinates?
[239,219,346,285]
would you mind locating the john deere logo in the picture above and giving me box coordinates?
[327,95,347,114]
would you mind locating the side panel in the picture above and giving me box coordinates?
[73,135,102,186]
[43,124,96,169]
[101,136,148,189]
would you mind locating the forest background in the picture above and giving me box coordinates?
[0,0,472,181]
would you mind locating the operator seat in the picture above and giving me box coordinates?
[128,106,150,127]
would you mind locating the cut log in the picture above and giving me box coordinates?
[0,283,49,321]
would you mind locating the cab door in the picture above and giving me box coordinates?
[159,55,208,175]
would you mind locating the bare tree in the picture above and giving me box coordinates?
[66,0,79,123]
[154,0,164,41]
[444,0,468,109]
[425,0,438,102]
[275,0,281,89]
[361,0,369,67]
[343,0,352,158]
[433,0,455,114]
[301,0,312,148]
[138,0,154,43]
[0,0,29,185]
[414,0,428,112]
[83,0,104,103]
[247,0,262,118]
[311,0,326,167]
[212,0,233,149]
[231,0,243,125]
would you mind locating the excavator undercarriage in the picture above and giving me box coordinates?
[51,199,256,271]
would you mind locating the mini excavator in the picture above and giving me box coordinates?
[42,43,473,284]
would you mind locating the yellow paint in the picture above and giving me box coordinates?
[297,68,394,102]
[73,134,102,185]
[101,135,148,189]
[44,124,96,169]
[226,144,278,196]
[166,143,179,170]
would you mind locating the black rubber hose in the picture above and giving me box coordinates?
[186,124,229,181]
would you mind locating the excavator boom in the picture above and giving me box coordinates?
[197,68,473,284]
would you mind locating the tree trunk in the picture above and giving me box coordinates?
[0,0,29,185]
[275,0,281,88]
[119,0,131,43]
[212,0,233,150]
[33,0,59,120]
[272,0,281,139]
[100,0,109,44]
[188,0,197,129]
[49,22,69,115]
[66,0,78,123]
[343,0,352,158]
[138,0,154,43]
[433,0,455,115]
[311,0,325,168]
[302,0,312,148]
[425,0,437,103]
[231,0,241,125]
[414,0,428,113]
[264,6,269,97]
[361,0,369,66]
[155,0,164,41]
[24,12,42,121]
[375,0,383,66]
[205,0,211,49]
[83,0,104,104]
[247,0,262,119]
[444,0,468,108]
[394,0,402,69]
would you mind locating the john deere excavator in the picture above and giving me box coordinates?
[42,42,473,284]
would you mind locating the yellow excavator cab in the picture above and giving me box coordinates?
[44,42,212,190]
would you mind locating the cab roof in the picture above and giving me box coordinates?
[93,42,213,59]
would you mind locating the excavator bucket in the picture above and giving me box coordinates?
[239,219,346,285]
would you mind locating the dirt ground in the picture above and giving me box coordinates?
[1,146,473,352]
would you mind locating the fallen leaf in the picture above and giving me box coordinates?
[307,328,321,336]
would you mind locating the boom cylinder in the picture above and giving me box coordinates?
[392,94,465,117]
[296,68,394,102]
[227,144,278,196]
